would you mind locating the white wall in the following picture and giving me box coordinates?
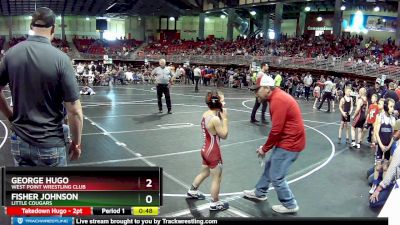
[179,15,241,40]
[125,16,145,41]
[281,19,297,37]
[64,16,98,39]
[144,16,159,41]
[179,16,199,40]
[0,14,299,43]
[205,16,228,39]
[0,16,31,37]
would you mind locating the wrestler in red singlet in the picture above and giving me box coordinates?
[187,91,229,211]
[200,114,222,168]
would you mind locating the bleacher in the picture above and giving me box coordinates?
[9,36,27,47]
[73,38,96,53]
[143,37,264,56]
[7,36,70,53]
[73,38,142,56]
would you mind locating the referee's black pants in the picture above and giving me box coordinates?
[317,91,332,112]
[157,84,171,111]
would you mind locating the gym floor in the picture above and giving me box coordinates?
[0,84,379,219]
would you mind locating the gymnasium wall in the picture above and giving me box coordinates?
[0,8,397,44]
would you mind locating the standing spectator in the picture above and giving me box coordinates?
[90,61,96,73]
[303,73,313,101]
[250,63,269,123]
[367,78,384,105]
[244,75,306,214]
[152,59,173,114]
[384,82,399,103]
[331,84,337,112]
[193,66,201,92]
[395,81,400,100]
[76,62,84,76]
[0,7,83,166]
[174,65,184,84]
[201,66,207,86]
[291,75,299,97]
[274,72,283,88]
[184,65,192,85]
[96,62,103,74]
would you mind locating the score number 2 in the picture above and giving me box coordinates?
[146,178,152,203]
[146,179,152,188]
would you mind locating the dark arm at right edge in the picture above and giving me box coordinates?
[0,56,12,120]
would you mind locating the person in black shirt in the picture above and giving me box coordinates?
[0,7,83,166]
[384,82,399,103]
[367,78,384,105]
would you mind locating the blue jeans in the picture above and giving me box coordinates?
[369,183,394,208]
[255,147,300,209]
[10,133,67,167]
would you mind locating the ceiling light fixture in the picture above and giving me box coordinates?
[106,3,117,11]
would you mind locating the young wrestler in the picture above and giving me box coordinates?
[187,91,229,211]
[351,88,368,149]
[312,84,321,109]
[338,88,353,144]
[370,98,396,194]
[363,94,380,147]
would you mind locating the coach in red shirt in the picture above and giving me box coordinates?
[243,75,306,214]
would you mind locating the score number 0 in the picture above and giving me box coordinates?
[146,178,152,203]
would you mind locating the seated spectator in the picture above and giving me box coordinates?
[125,71,134,82]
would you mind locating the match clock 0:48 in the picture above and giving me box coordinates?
[133,207,159,216]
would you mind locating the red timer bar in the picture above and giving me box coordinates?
[5,206,92,216]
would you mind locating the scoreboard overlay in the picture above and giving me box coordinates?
[1,167,162,216]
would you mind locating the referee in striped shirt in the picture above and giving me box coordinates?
[152,59,173,114]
